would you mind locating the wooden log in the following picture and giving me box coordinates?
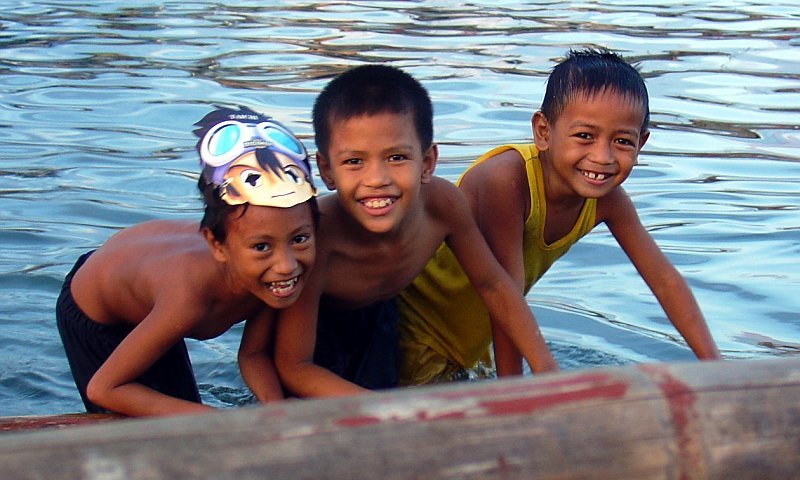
[0,413,123,432]
[0,358,798,479]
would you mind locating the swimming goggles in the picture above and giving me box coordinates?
[199,118,316,208]
[200,120,309,171]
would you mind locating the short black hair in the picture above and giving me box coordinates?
[541,48,650,133]
[312,64,433,156]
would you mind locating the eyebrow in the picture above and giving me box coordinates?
[332,144,416,157]
[569,121,640,136]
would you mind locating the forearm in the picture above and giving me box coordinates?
[483,288,558,373]
[606,193,721,361]
[87,380,214,417]
[239,353,285,403]
[490,319,524,376]
[277,359,369,398]
[652,274,721,360]
[521,324,558,373]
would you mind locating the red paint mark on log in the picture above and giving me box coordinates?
[335,415,383,428]
[333,374,628,429]
[639,364,703,480]
[478,382,628,416]
[432,371,618,401]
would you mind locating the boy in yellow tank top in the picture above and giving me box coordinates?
[398,48,721,385]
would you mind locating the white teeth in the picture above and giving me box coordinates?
[363,198,394,208]
[583,171,609,181]
[268,277,298,294]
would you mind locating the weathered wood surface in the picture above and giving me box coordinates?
[0,413,123,432]
[0,358,798,479]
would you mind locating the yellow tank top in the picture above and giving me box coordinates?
[397,143,597,385]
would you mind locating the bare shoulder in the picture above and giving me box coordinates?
[110,219,197,239]
[92,220,203,272]
[460,148,529,223]
[422,176,470,216]
[460,148,526,191]
[71,219,214,325]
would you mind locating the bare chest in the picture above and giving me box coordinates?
[189,299,260,340]
[323,235,442,309]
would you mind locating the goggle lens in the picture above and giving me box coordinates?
[208,124,242,157]
[264,126,304,156]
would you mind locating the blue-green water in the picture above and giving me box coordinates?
[1,1,798,416]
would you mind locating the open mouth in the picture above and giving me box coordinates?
[361,197,395,209]
[266,276,299,296]
[580,170,611,181]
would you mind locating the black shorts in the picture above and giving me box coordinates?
[314,298,399,390]
[55,251,201,413]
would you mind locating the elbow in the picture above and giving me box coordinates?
[649,268,691,298]
[85,376,110,408]
[273,355,296,387]
[274,355,310,396]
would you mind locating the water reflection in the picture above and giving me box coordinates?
[0,1,798,415]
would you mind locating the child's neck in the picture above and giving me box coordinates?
[539,156,587,245]
[338,197,420,245]
[539,154,586,210]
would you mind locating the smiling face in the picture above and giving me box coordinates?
[207,202,316,309]
[533,88,649,201]
[317,111,436,235]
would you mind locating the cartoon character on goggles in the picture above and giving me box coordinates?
[197,110,316,208]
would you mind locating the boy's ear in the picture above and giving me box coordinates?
[532,111,551,151]
[638,129,650,152]
[202,227,227,263]
[315,152,337,191]
[420,143,438,184]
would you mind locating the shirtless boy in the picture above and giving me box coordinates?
[56,106,317,416]
[398,49,721,385]
[273,65,558,397]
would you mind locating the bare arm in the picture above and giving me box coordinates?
[600,188,721,360]
[438,179,558,373]
[460,153,528,376]
[238,308,284,403]
[273,262,369,397]
[85,292,214,416]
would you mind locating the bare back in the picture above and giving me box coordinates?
[70,219,263,339]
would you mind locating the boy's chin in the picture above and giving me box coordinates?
[263,294,300,310]
[260,284,303,308]
[356,215,401,235]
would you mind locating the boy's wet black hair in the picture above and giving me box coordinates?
[312,64,434,156]
[541,48,650,134]
[194,105,319,241]
[197,176,244,241]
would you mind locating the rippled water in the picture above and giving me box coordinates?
[1,1,798,416]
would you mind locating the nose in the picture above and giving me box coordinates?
[589,142,614,165]
[363,160,391,188]
[271,246,298,276]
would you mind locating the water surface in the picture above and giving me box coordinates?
[1,1,798,416]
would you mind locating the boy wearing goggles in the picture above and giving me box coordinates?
[272,65,558,398]
[56,106,317,416]
[399,49,721,385]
